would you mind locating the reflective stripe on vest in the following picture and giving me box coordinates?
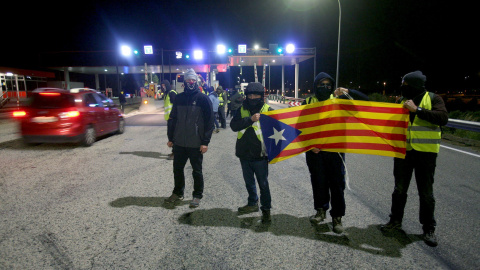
[403,92,441,153]
[218,92,225,106]
[164,90,177,120]
[237,104,270,156]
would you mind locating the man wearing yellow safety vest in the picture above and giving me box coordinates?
[230,82,274,224]
[303,72,369,234]
[216,85,227,129]
[162,80,177,160]
[381,71,448,247]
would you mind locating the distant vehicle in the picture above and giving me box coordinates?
[13,88,125,146]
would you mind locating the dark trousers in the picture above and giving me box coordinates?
[390,149,437,232]
[226,103,232,117]
[218,105,226,128]
[240,158,271,211]
[213,112,220,129]
[172,145,204,199]
[306,151,346,218]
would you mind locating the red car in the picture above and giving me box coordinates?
[13,88,125,146]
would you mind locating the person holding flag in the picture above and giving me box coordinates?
[381,71,448,247]
[230,82,274,224]
[304,72,369,234]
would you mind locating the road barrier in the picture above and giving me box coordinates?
[446,119,480,133]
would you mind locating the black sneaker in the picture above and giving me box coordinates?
[261,210,271,224]
[332,217,344,234]
[164,193,183,204]
[423,230,438,247]
[309,209,326,225]
[238,204,259,214]
[380,220,402,232]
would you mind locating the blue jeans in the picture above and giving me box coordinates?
[240,158,271,211]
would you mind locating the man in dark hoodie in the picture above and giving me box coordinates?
[303,72,368,234]
[231,82,274,224]
[162,80,177,160]
[164,69,214,208]
[381,71,448,247]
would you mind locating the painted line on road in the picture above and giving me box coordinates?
[441,145,480,158]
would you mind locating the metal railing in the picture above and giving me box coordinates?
[446,119,480,133]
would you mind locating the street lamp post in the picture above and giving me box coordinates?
[335,0,342,89]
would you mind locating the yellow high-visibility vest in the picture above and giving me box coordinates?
[237,104,270,151]
[306,94,335,104]
[403,92,441,153]
[164,90,177,120]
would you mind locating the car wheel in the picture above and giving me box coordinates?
[117,118,125,134]
[82,125,96,147]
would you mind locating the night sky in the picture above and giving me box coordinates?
[4,0,477,94]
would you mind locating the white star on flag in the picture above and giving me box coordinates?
[268,127,286,145]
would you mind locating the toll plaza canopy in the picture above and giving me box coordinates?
[42,47,315,98]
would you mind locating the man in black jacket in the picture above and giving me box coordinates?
[165,69,214,208]
[303,72,369,234]
[231,82,274,224]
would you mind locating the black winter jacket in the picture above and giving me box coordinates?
[168,89,214,147]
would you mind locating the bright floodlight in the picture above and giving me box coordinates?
[121,45,132,56]
[216,44,226,54]
[286,44,295,53]
[254,44,259,50]
[193,50,203,59]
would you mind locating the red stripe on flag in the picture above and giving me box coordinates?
[276,142,406,158]
[269,104,407,121]
[290,116,408,130]
[291,129,406,143]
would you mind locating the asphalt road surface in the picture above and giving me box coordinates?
[0,99,479,269]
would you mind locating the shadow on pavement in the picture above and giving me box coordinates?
[109,196,189,209]
[119,151,170,159]
[175,208,423,257]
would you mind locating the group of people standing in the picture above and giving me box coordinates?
[162,68,447,247]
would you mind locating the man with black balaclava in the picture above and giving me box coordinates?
[381,70,448,247]
[231,82,274,224]
[302,72,368,234]
[165,69,214,209]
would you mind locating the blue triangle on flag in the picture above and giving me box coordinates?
[260,114,302,162]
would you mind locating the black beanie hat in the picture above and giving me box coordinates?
[402,70,426,90]
[245,82,264,96]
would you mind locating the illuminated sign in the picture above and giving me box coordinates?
[144,45,153,55]
[176,51,183,59]
[238,44,247,54]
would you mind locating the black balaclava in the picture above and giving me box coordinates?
[244,82,264,112]
[401,70,426,99]
[313,72,335,101]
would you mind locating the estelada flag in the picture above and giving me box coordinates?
[260,99,410,164]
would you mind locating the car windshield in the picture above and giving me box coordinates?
[30,93,75,109]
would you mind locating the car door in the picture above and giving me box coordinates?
[84,93,107,135]
[95,93,117,132]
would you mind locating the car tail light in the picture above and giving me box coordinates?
[59,111,80,118]
[12,111,27,117]
[39,92,61,96]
